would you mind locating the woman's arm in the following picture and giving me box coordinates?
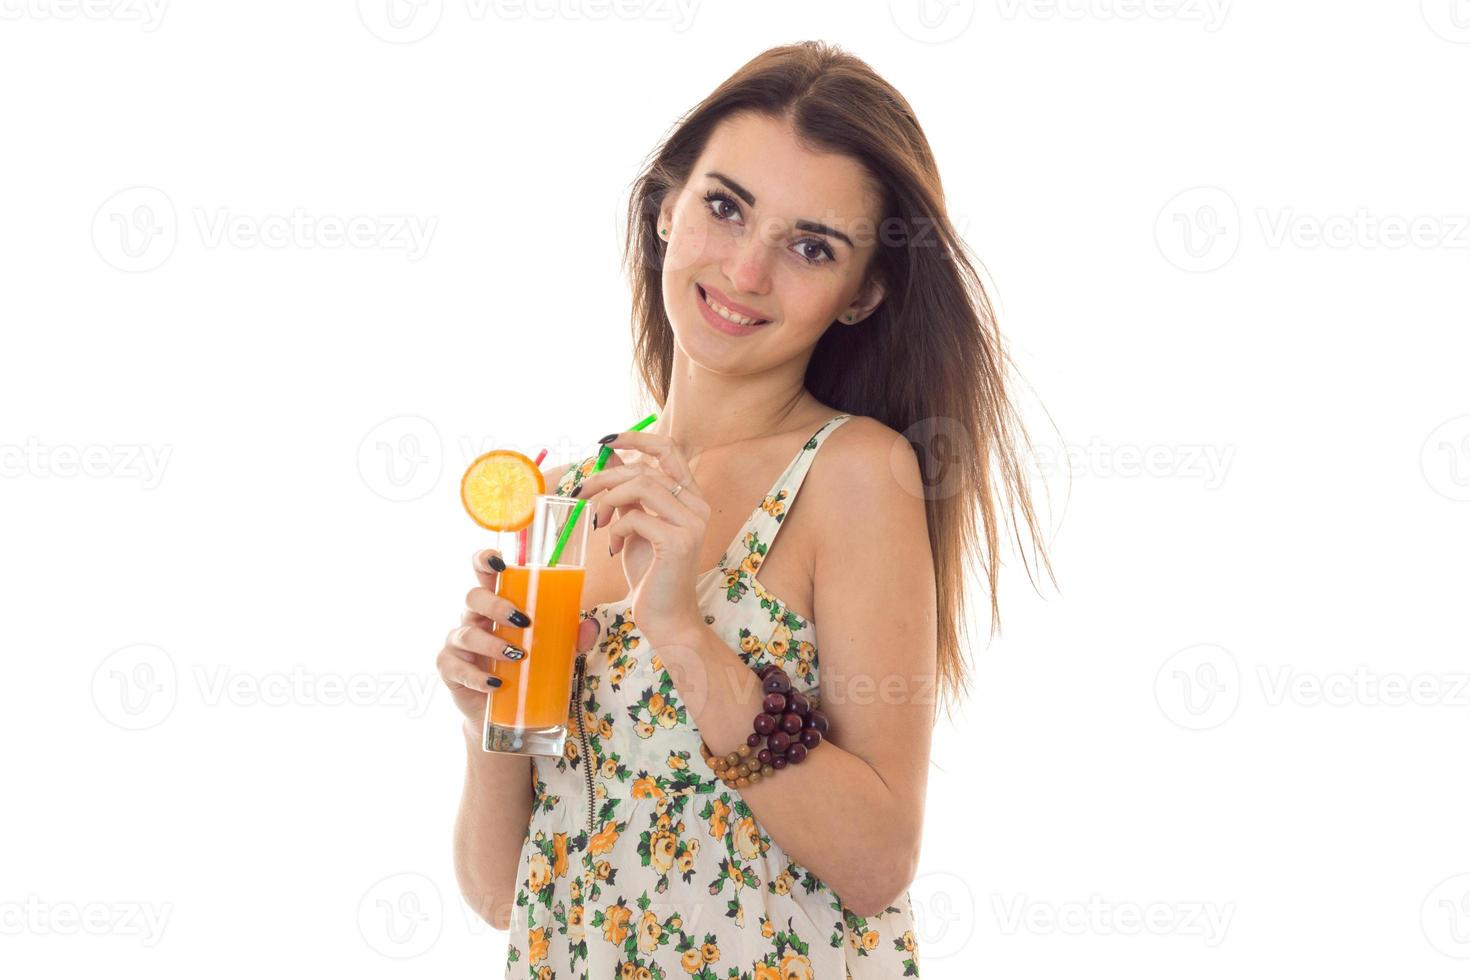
[655,426,938,917]
[453,718,534,930]
[452,460,570,930]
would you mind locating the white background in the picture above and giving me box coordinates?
[2,1,1468,976]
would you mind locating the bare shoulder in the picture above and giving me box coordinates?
[810,415,922,503]
[804,415,927,556]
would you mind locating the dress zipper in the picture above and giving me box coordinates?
[571,651,596,834]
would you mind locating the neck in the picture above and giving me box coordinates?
[651,354,818,461]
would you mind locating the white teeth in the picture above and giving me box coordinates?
[701,288,765,326]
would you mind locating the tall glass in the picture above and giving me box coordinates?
[482,494,589,757]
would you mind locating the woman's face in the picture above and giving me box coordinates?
[657,112,885,368]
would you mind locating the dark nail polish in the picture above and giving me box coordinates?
[597,433,618,444]
[592,512,599,530]
[503,645,526,661]
[609,542,614,557]
[486,675,502,688]
[509,609,532,628]
[569,485,581,498]
[487,554,506,572]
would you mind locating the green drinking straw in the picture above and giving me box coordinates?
[546,412,659,567]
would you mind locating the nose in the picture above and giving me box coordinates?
[720,228,773,297]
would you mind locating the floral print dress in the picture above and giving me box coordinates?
[504,413,922,979]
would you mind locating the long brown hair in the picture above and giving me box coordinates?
[620,40,1057,717]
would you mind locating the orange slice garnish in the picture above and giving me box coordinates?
[460,450,546,531]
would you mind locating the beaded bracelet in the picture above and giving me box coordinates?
[698,664,830,787]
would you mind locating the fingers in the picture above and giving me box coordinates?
[472,548,506,591]
[576,616,601,653]
[464,586,533,628]
[436,645,499,692]
[597,472,704,526]
[580,463,706,528]
[606,508,689,557]
[444,622,524,663]
[599,431,696,488]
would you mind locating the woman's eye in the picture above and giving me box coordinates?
[704,192,739,222]
[795,240,834,265]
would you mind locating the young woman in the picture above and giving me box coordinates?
[440,40,1053,978]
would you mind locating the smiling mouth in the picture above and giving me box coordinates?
[697,284,771,327]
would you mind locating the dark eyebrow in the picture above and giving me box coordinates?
[704,170,855,250]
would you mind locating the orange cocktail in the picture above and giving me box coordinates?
[486,564,585,729]
[481,493,590,757]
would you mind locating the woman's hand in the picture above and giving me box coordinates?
[576,431,711,646]
[437,547,602,724]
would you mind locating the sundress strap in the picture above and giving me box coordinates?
[715,413,853,573]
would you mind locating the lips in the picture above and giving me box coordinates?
[697,283,771,324]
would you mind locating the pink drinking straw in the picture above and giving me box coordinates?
[516,449,549,566]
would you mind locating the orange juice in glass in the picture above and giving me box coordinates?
[483,493,589,757]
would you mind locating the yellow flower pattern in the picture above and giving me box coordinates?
[504,414,921,978]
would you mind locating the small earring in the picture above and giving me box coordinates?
[845,313,854,322]
[660,228,667,237]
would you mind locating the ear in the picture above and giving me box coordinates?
[657,194,678,240]
[838,275,886,325]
